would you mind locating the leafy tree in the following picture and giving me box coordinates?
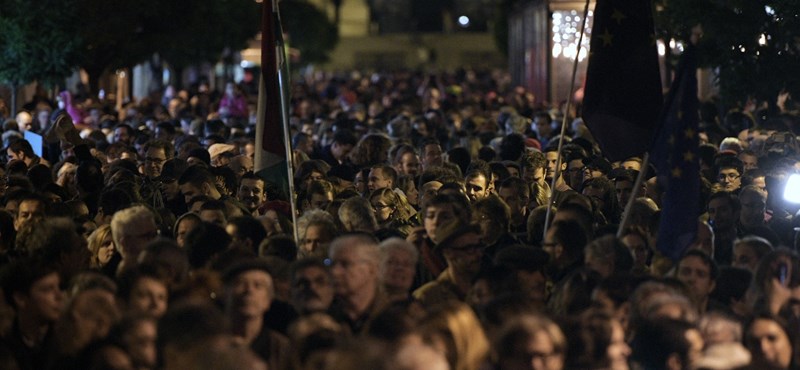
[280,0,339,65]
[0,0,80,113]
[655,0,800,110]
[157,0,260,80]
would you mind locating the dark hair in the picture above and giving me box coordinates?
[178,165,215,187]
[631,318,697,370]
[1,257,57,309]
[227,216,267,254]
[116,263,167,304]
[680,249,719,281]
[184,222,232,268]
[8,139,35,158]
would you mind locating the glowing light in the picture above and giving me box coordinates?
[765,5,775,16]
[657,40,666,56]
[784,174,800,203]
[550,10,593,60]
[759,34,767,45]
[458,16,470,27]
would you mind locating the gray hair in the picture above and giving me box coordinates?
[378,237,419,265]
[338,197,378,233]
[110,205,155,252]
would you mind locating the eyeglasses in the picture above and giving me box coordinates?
[446,243,484,253]
[145,157,167,165]
[717,173,740,181]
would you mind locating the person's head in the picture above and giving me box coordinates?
[297,209,338,259]
[498,176,530,222]
[114,315,158,370]
[396,151,421,178]
[7,139,36,164]
[707,191,740,231]
[715,156,744,192]
[229,155,254,179]
[225,216,267,253]
[562,309,630,370]
[338,196,379,234]
[222,259,274,320]
[368,165,397,192]
[738,185,767,228]
[1,257,63,324]
[472,195,511,244]
[676,250,718,307]
[521,151,547,187]
[494,313,566,370]
[328,234,381,299]
[369,187,411,226]
[583,235,634,279]
[732,235,773,272]
[543,148,566,182]
[543,219,589,267]
[237,172,267,213]
[419,301,490,370]
[738,149,758,171]
[174,212,202,248]
[113,123,134,146]
[199,199,228,227]
[178,165,221,205]
[419,138,444,170]
[619,226,651,271]
[465,169,491,203]
[423,193,472,244]
[745,314,794,369]
[437,222,484,277]
[143,140,174,179]
[87,224,116,268]
[289,258,334,314]
[14,193,47,230]
[330,129,357,161]
[111,206,158,263]
[631,318,703,370]
[117,264,169,318]
[378,238,418,296]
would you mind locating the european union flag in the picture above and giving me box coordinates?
[652,45,700,262]
[582,0,663,162]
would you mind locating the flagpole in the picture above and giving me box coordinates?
[272,0,299,243]
[256,0,299,243]
[543,0,592,240]
[616,151,650,237]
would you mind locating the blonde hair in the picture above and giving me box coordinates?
[420,301,490,370]
[87,224,113,268]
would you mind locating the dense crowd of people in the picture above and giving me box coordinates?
[0,68,798,369]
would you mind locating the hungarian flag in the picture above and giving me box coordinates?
[652,45,700,261]
[582,0,662,162]
[255,0,292,202]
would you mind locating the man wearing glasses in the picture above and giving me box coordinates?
[413,222,484,308]
[715,156,744,193]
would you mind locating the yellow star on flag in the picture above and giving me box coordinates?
[600,29,613,47]
[683,151,695,162]
[611,9,626,24]
[672,167,682,178]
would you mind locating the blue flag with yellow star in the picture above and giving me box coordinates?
[652,45,699,262]
[582,0,662,162]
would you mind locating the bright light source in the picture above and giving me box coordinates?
[759,34,767,45]
[458,16,470,27]
[784,174,800,204]
[765,5,775,16]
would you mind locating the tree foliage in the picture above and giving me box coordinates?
[655,0,800,109]
[280,0,339,65]
[158,0,261,71]
[0,0,81,87]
